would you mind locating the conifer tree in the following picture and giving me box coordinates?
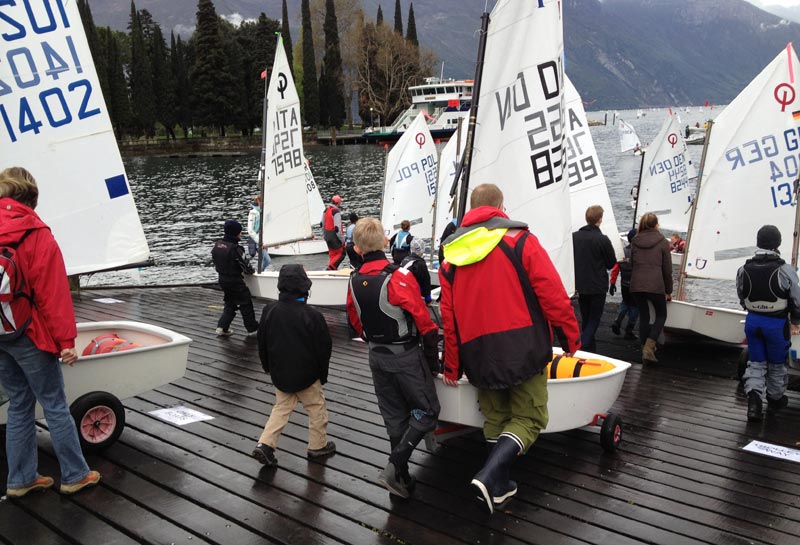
[100,27,131,138]
[301,0,319,125]
[77,0,108,99]
[394,0,402,35]
[171,33,192,137]
[190,0,236,135]
[251,14,280,133]
[377,4,383,25]
[406,3,418,46]
[149,23,177,139]
[319,0,346,128]
[281,0,294,78]
[128,2,156,136]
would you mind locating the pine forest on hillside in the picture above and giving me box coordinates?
[80,0,433,140]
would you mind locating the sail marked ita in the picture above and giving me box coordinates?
[261,35,311,247]
[0,1,149,276]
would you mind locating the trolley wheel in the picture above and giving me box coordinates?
[737,348,748,382]
[600,412,622,453]
[70,391,125,453]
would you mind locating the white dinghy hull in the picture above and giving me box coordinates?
[0,321,191,423]
[435,349,631,433]
[664,300,746,345]
[246,270,351,306]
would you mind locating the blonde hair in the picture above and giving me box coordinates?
[470,183,504,209]
[638,212,659,232]
[0,167,38,209]
[585,205,604,225]
[353,217,386,253]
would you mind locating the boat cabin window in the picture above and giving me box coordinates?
[446,86,455,93]
[436,87,445,94]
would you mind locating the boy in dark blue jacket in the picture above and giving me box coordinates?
[251,265,336,466]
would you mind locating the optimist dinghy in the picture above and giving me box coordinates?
[0,322,191,452]
[434,350,631,452]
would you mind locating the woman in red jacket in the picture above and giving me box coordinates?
[0,167,99,497]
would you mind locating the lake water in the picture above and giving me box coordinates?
[86,107,734,307]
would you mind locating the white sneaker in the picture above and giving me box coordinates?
[215,327,234,336]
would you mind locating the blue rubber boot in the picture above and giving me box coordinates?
[471,435,521,514]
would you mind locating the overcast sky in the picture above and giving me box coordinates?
[749,0,800,7]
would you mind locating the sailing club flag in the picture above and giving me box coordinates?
[793,110,800,122]
[260,69,267,80]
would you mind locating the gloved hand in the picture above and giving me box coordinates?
[422,330,440,375]
[608,284,617,296]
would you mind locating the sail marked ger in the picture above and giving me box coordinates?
[684,43,800,281]
[468,0,574,292]
[0,1,150,276]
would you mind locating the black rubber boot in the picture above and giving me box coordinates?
[483,440,517,509]
[471,435,521,514]
[747,391,763,422]
[766,395,789,414]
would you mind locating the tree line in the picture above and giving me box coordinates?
[77,0,434,140]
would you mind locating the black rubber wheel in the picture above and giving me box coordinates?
[600,412,622,453]
[70,391,125,453]
[737,348,749,382]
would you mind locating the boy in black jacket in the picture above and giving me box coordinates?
[251,265,336,466]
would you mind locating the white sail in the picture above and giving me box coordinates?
[684,44,800,281]
[303,158,325,225]
[381,112,438,236]
[564,76,624,260]
[261,36,311,246]
[618,119,641,152]
[469,0,573,292]
[636,113,697,232]
[0,1,149,275]
[433,130,460,245]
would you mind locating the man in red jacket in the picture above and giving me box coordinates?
[347,217,440,499]
[439,183,581,514]
[322,195,345,270]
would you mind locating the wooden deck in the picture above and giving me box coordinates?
[2,285,800,545]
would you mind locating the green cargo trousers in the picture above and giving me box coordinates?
[477,371,548,453]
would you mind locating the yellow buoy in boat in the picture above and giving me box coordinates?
[547,354,616,379]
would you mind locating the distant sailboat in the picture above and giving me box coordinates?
[667,43,800,344]
[617,119,641,153]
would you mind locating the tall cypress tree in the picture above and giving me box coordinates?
[191,0,235,135]
[393,0,402,35]
[406,3,418,46]
[171,33,192,137]
[128,2,155,136]
[377,4,383,25]
[281,0,294,78]
[301,0,319,125]
[101,27,130,138]
[77,0,108,99]
[149,23,177,139]
[318,0,345,128]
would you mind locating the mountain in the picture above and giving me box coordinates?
[87,0,800,109]
[747,1,800,24]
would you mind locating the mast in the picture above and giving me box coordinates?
[630,150,646,229]
[257,62,269,274]
[430,120,463,267]
[676,120,714,300]
[455,8,491,223]
[791,172,800,268]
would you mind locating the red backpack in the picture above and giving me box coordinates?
[0,230,36,342]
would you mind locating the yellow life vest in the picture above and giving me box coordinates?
[546,354,616,379]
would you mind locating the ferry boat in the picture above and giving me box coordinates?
[363,77,472,143]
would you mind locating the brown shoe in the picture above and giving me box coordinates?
[642,338,658,364]
[60,471,100,495]
[6,475,54,498]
